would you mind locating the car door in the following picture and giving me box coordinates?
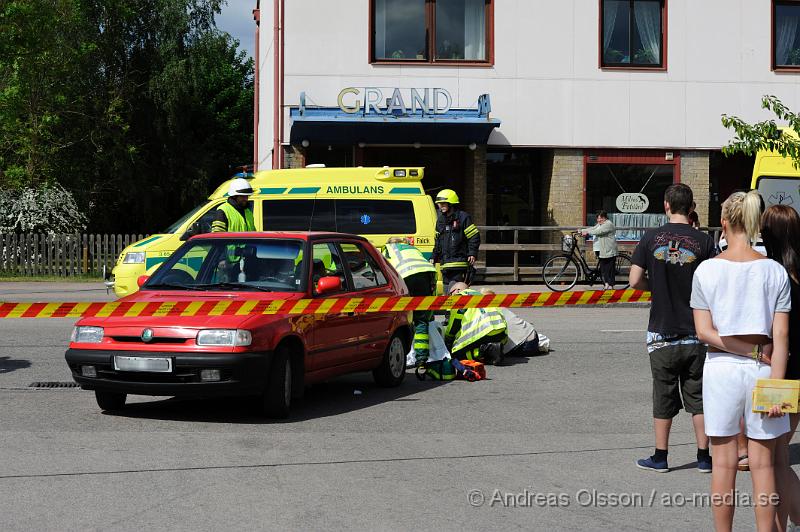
[339,241,396,361]
[306,241,361,372]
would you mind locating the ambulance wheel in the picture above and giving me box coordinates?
[373,334,407,387]
[95,390,126,412]
[262,345,291,419]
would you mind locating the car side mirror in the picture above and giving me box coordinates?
[180,221,201,241]
[137,275,150,287]
[316,276,341,295]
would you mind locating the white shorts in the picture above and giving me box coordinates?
[702,353,790,440]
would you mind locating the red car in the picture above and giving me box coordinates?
[65,232,411,418]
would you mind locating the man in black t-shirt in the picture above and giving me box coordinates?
[629,183,716,473]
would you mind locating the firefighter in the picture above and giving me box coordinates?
[211,177,256,233]
[383,237,436,366]
[431,189,480,291]
[444,282,507,365]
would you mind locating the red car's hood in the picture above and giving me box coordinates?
[77,290,305,329]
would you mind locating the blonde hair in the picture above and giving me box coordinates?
[479,288,495,295]
[721,190,762,245]
[386,237,409,244]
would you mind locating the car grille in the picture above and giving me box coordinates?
[110,336,188,344]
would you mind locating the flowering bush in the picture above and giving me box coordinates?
[0,182,88,233]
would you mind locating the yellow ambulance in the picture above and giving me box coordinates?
[751,128,800,212]
[110,166,438,297]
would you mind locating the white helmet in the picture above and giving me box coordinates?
[228,177,254,197]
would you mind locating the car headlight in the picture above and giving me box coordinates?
[71,326,104,343]
[123,252,146,264]
[196,329,252,346]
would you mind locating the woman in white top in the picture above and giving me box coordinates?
[691,191,791,532]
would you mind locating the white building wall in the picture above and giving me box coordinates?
[256,1,275,170]
[257,0,800,163]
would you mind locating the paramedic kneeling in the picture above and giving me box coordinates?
[445,283,508,365]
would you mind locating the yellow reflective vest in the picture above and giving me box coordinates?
[450,289,507,353]
[383,243,435,279]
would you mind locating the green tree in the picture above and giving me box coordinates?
[721,95,800,168]
[0,0,253,233]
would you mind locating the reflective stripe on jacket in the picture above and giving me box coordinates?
[432,208,480,268]
[383,243,435,279]
[213,201,255,232]
[452,306,507,354]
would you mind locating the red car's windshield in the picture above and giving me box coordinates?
[144,238,306,293]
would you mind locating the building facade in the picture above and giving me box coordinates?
[254,0,800,230]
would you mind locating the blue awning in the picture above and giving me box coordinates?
[289,93,500,146]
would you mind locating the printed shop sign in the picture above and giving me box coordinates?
[616,193,649,213]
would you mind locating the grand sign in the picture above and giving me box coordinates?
[337,87,452,116]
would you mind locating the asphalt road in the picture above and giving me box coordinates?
[0,285,797,531]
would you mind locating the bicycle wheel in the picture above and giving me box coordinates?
[542,255,579,292]
[613,254,633,288]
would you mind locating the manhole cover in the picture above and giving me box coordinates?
[28,382,81,388]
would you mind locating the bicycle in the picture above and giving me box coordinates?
[542,232,633,292]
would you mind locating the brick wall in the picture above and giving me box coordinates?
[463,145,487,225]
[680,151,710,226]
[541,149,584,227]
[283,145,304,169]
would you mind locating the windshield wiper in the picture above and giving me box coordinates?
[194,282,273,292]
[144,282,205,291]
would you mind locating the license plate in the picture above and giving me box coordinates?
[113,356,172,373]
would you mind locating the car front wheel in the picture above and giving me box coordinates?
[373,334,407,388]
[95,390,126,412]
[261,345,292,419]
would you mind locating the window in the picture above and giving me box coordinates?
[755,177,800,213]
[145,239,305,292]
[341,243,386,289]
[262,200,334,232]
[312,243,347,292]
[601,0,665,68]
[262,200,417,235]
[773,1,800,69]
[371,0,492,64]
[164,201,254,234]
[586,162,674,240]
[335,200,416,234]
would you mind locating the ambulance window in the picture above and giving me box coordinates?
[335,200,416,235]
[756,177,800,214]
[163,203,206,233]
[262,200,335,231]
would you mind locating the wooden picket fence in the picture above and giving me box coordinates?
[0,234,146,277]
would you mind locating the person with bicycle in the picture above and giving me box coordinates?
[581,210,618,290]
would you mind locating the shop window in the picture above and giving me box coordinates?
[773,1,800,69]
[371,0,492,64]
[586,163,673,240]
[601,0,665,68]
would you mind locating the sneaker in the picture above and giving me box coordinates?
[636,456,669,473]
[697,455,712,473]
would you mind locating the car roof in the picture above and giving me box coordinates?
[188,231,371,243]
